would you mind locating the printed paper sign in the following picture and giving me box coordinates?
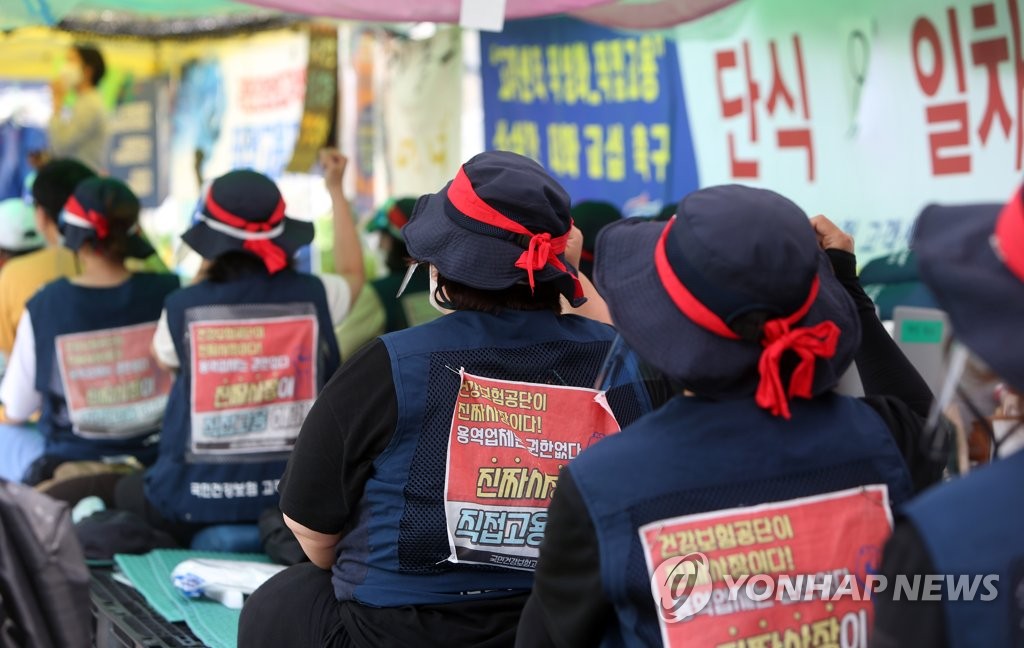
[640,486,893,648]
[444,369,621,571]
[56,322,171,439]
[189,314,318,456]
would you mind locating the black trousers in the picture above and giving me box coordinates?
[238,563,351,648]
[113,472,204,546]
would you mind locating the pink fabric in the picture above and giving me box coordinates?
[236,0,620,22]
[571,0,740,29]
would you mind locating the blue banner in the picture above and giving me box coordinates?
[106,77,169,208]
[480,17,699,215]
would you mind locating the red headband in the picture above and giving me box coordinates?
[206,194,286,232]
[64,195,109,240]
[447,167,584,300]
[995,188,1024,284]
[654,218,840,419]
[204,193,289,274]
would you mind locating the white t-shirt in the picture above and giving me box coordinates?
[0,311,41,422]
[152,274,352,369]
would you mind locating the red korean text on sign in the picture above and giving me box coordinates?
[640,486,893,648]
[912,1,1024,175]
[56,322,172,439]
[714,35,816,182]
[189,314,317,456]
[444,370,621,571]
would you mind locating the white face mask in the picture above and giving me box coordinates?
[427,265,452,315]
[60,64,83,88]
[993,418,1024,458]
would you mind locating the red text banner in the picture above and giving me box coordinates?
[56,322,171,439]
[189,314,318,456]
[640,485,893,648]
[444,369,621,571]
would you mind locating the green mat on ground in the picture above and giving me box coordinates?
[115,549,271,648]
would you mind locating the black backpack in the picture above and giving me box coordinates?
[0,479,91,648]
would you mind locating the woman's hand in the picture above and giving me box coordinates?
[809,215,855,254]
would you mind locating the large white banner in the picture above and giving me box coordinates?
[382,28,463,197]
[676,0,1024,261]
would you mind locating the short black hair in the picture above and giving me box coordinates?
[205,251,294,283]
[434,274,563,315]
[74,44,106,86]
[31,159,96,224]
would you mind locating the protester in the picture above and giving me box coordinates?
[336,198,427,359]
[238,151,650,647]
[49,45,109,173]
[0,159,94,366]
[569,200,621,278]
[517,185,944,646]
[858,250,938,321]
[871,188,1024,647]
[365,196,439,332]
[0,177,178,483]
[0,198,44,268]
[114,152,360,542]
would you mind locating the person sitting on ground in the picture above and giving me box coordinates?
[569,200,622,279]
[367,196,440,332]
[114,150,361,544]
[49,44,109,173]
[517,186,945,647]
[0,177,179,484]
[0,159,95,368]
[871,186,1024,648]
[238,151,651,648]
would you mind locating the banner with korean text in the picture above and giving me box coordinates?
[675,0,1024,262]
[188,306,318,457]
[56,322,172,439]
[640,486,893,648]
[444,370,621,571]
[480,17,700,216]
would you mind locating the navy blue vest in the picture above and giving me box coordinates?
[332,309,650,607]
[569,394,914,647]
[27,273,179,464]
[903,449,1024,648]
[145,271,341,524]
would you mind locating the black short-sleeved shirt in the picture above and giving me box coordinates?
[279,340,527,647]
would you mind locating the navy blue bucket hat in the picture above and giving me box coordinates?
[183,170,313,274]
[594,184,861,419]
[402,151,585,306]
[60,177,154,259]
[913,188,1024,392]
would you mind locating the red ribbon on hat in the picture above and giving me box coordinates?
[654,217,841,419]
[205,193,289,274]
[447,167,584,300]
[995,188,1024,284]
[64,196,109,240]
